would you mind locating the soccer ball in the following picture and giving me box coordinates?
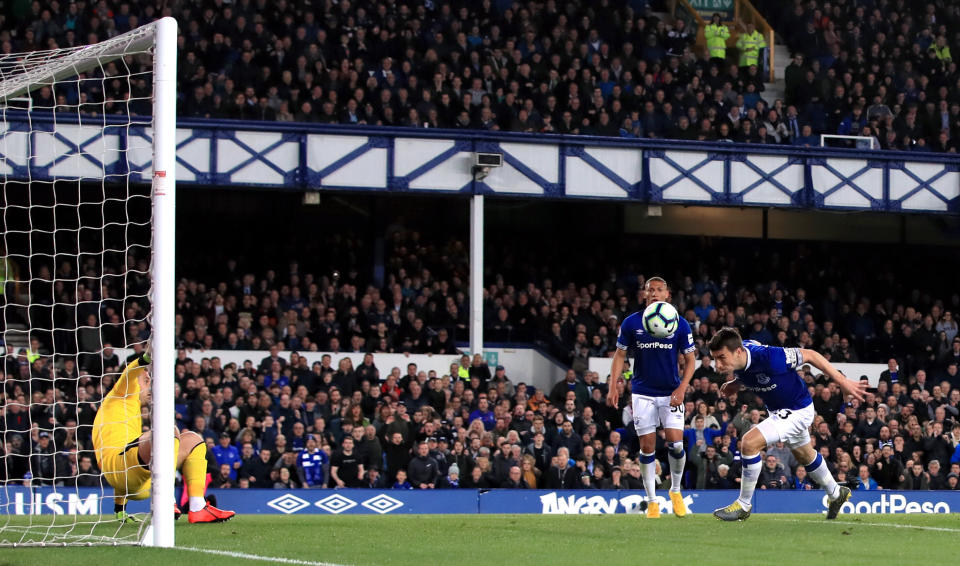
[642,301,679,338]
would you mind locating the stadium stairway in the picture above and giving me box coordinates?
[3,322,30,350]
[764,42,789,105]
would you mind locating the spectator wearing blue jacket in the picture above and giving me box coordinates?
[791,465,816,490]
[211,432,241,481]
[857,464,879,490]
[793,124,819,147]
[392,469,413,490]
[684,414,727,455]
[297,436,329,488]
[469,398,496,431]
[837,106,867,136]
[951,442,960,465]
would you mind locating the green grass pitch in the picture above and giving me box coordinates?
[2,514,960,565]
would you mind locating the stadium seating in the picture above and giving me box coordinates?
[2,0,960,494]
[8,0,958,150]
[4,228,959,491]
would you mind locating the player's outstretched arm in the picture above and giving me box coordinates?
[800,349,867,401]
[607,348,626,408]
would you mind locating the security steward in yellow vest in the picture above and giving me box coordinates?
[705,13,730,65]
[737,22,766,70]
[457,354,471,382]
[929,36,952,63]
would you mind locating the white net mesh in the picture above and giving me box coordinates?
[0,22,162,546]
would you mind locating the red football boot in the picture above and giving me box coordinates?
[188,504,235,524]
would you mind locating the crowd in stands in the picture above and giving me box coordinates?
[2,226,960,492]
[7,0,959,151]
[758,0,960,151]
[3,0,960,492]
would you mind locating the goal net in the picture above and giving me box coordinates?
[0,18,176,547]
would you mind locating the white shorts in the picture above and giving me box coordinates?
[630,394,685,436]
[756,404,814,449]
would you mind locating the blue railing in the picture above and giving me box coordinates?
[2,112,958,213]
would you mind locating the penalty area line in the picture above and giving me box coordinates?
[771,517,960,533]
[177,545,351,566]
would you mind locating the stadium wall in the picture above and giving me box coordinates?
[4,487,956,516]
[2,114,957,213]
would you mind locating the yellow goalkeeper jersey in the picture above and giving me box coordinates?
[92,359,145,464]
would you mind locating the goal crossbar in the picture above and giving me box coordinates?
[0,26,158,102]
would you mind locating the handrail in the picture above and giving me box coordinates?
[675,0,774,82]
[674,0,707,59]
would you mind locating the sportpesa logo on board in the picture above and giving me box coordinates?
[821,493,951,514]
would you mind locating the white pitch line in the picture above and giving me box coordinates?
[772,517,960,533]
[177,546,351,566]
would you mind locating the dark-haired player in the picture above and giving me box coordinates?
[708,327,866,521]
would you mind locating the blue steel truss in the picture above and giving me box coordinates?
[0,111,957,214]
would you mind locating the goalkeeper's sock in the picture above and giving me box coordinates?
[183,442,209,512]
[667,441,685,492]
[639,452,657,500]
[805,453,841,500]
[737,453,762,510]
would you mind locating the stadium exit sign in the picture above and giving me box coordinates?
[689,0,734,18]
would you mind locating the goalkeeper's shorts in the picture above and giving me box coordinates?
[100,439,151,501]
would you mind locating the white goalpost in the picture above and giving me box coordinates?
[820,134,877,150]
[0,17,176,547]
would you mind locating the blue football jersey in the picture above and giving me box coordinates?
[616,311,695,397]
[298,449,329,486]
[734,341,812,411]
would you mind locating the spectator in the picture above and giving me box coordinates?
[546,447,579,489]
[705,13,731,66]
[441,465,460,489]
[902,460,930,490]
[872,442,905,489]
[297,436,329,488]
[392,469,413,490]
[273,467,297,489]
[684,414,726,455]
[211,432,241,481]
[856,464,879,490]
[690,444,733,489]
[468,398,496,431]
[407,441,439,489]
[240,448,273,488]
[759,455,788,490]
[521,454,541,488]
[502,465,529,489]
[330,436,364,488]
[549,370,588,408]
[791,465,816,490]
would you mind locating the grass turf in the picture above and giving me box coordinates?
[1,513,960,566]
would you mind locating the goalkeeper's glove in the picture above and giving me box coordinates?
[115,510,142,524]
[139,345,152,366]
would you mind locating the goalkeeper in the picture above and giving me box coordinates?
[92,350,235,523]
